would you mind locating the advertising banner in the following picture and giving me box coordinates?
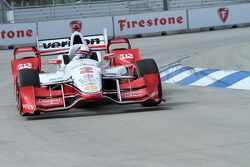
[113,10,187,36]
[0,23,37,46]
[189,4,250,29]
[37,16,113,40]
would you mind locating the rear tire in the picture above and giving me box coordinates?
[134,59,162,107]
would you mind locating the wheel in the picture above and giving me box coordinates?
[17,69,40,116]
[15,79,21,112]
[18,69,40,87]
[134,59,162,107]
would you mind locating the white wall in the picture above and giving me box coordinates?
[188,4,250,29]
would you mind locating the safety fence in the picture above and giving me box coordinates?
[167,0,250,10]
[1,0,250,24]
[1,3,250,46]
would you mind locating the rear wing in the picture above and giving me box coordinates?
[107,38,131,53]
[37,28,108,56]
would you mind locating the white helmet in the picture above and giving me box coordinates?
[76,44,90,59]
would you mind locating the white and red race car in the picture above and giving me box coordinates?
[11,29,163,116]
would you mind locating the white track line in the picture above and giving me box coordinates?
[164,68,205,84]
[160,65,182,78]
[227,76,250,90]
[190,70,236,86]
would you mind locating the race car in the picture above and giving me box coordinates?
[11,30,163,116]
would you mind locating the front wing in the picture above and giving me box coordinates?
[18,74,160,115]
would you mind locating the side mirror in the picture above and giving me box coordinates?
[103,53,116,61]
[48,59,62,64]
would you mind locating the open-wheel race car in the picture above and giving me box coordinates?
[11,30,163,116]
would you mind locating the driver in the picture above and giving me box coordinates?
[69,44,91,61]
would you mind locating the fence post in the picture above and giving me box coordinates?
[128,0,131,13]
[163,0,168,10]
[1,0,5,24]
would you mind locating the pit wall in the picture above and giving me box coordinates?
[1,3,250,47]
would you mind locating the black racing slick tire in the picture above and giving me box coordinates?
[17,69,40,116]
[134,59,162,107]
[15,79,21,112]
[18,69,40,87]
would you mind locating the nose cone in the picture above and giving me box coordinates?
[72,65,102,93]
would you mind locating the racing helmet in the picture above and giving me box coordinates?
[76,45,90,59]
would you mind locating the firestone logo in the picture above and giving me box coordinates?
[1,29,33,39]
[118,16,183,31]
[70,20,82,32]
[217,8,229,23]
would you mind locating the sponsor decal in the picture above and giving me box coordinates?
[80,67,93,74]
[218,8,229,23]
[18,63,32,70]
[41,38,101,50]
[79,78,96,84]
[120,53,134,60]
[150,90,158,98]
[42,39,70,49]
[23,104,34,110]
[85,85,98,91]
[81,74,96,83]
[82,74,94,78]
[118,16,183,31]
[70,20,82,32]
[49,77,64,82]
[85,38,101,45]
[121,89,145,97]
[37,98,62,106]
[1,29,33,39]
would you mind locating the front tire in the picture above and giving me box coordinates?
[134,59,162,107]
[17,69,40,116]
[18,69,40,87]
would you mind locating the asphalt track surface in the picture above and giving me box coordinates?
[1,27,250,167]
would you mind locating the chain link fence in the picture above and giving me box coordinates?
[1,0,13,24]
[1,0,250,24]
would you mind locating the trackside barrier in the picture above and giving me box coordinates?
[188,3,250,29]
[0,23,37,46]
[113,11,187,36]
[1,3,250,47]
[37,16,114,40]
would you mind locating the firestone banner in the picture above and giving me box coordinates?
[37,16,113,40]
[188,4,250,29]
[113,10,188,36]
[0,23,37,46]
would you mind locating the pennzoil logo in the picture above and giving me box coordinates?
[217,8,229,23]
[70,20,82,32]
[23,104,34,110]
[18,63,32,70]
[120,53,134,60]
